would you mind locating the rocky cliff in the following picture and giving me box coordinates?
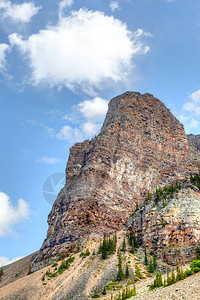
[127,180,200,265]
[34,92,200,264]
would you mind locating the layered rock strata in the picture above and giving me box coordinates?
[34,92,200,263]
[127,181,200,265]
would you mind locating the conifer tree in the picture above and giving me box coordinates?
[122,237,126,252]
[125,263,130,278]
[0,267,3,282]
[116,249,124,281]
[144,247,148,265]
[196,245,200,260]
[153,249,157,271]
[102,235,108,259]
[102,286,106,295]
[167,269,171,285]
[171,269,176,284]
[149,258,154,273]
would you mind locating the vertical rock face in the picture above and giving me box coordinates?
[35,92,200,261]
[127,182,200,265]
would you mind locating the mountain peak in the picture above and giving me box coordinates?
[33,92,200,268]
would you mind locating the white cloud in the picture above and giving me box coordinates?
[36,156,61,164]
[56,125,83,142]
[57,97,109,142]
[190,89,200,103]
[0,256,23,267]
[183,89,200,116]
[0,192,30,237]
[82,121,100,136]
[0,1,41,23]
[0,43,9,70]
[109,1,120,12]
[9,8,150,94]
[59,0,73,19]
[78,97,108,120]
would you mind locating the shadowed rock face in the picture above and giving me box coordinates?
[34,92,200,263]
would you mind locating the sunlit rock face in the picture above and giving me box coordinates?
[34,91,200,263]
[127,181,200,265]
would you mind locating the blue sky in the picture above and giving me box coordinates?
[1,0,200,266]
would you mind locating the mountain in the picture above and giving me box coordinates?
[33,91,200,268]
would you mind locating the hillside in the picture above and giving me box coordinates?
[0,231,200,299]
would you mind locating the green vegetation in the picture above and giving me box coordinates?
[102,286,107,295]
[190,260,200,273]
[98,234,117,259]
[144,247,148,265]
[128,229,138,253]
[149,271,163,290]
[110,284,136,299]
[80,249,90,258]
[135,265,144,279]
[43,256,75,280]
[0,267,3,282]
[51,262,58,267]
[125,264,130,279]
[190,172,200,189]
[149,259,200,291]
[122,237,126,252]
[135,202,139,212]
[116,250,124,281]
[144,182,182,206]
[92,287,100,298]
[196,245,200,260]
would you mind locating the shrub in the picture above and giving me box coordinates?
[184,269,193,277]
[92,287,100,298]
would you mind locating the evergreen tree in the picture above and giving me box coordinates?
[102,286,106,295]
[135,202,139,212]
[171,269,176,284]
[125,263,130,278]
[176,261,181,282]
[144,247,148,265]
[153,249,157,271]
[92,287,100,298]
[196,246,200,260]
[0,267,3,282]
[153,271,163,288]
[167,269,171,285]
[116,250,124,281]
[122,237,126,252]
[130,241,135,254]
[102,235,108,259]
[149,258,154,273]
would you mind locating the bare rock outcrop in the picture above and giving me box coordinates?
[127,181,200,265]
[34,92,200,264]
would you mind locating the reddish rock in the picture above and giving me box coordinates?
[33,92,200,264]
[127,181,200,265]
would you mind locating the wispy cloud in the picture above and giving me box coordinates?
[176,89,200,133]
[59,0,73,19]
[109,1,120,12]
[0,1,41,23]
[36,156,61,164]
[0,43,9,71]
